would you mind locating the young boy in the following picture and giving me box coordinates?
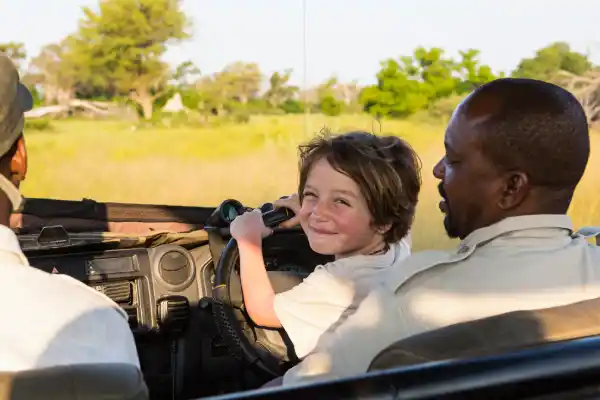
[230,130,421,359]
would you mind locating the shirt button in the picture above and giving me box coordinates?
[457,244,470,254]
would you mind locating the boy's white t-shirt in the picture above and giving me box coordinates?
[273,236,411,358]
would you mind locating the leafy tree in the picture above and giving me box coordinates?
[195,74,230,116]
[361,47,499,118]
[71,0,192,119]
[0,42,27,69]
[263,69,299,109]
[360,58,433,118]
[455,49,500,94]
[512,42,592,82]
[220,62,262,105]
[172,60,201,87]
[280,99,304,114]
[320,95,343,116]
[25,37,80,105]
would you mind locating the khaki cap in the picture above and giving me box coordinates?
[0,54,33,157]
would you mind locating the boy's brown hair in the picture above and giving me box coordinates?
[297,130,422,243]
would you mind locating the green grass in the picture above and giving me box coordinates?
[20,114,600,251]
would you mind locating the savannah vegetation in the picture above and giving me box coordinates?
[3,0,600,251]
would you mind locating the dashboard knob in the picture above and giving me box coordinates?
[157,295,190,335]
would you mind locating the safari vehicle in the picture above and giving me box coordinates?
[7,197,600,400]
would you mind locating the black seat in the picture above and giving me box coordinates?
[0,363,148,400]
[368,297,600,371]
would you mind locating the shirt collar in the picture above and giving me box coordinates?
[0,223,28,265]
[461,214,574,250]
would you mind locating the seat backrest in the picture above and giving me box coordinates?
[0,363,148,400]
[369,296,600,371]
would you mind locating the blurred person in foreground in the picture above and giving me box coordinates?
[0,54,140,371]
[279,77,600,386]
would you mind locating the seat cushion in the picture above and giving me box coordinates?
[369,297,600,371]
[0,363,148,400]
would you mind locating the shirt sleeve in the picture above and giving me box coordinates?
[282,284,408,385]
[273,267,357,359]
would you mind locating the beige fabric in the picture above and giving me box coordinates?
[0,224,140,371]
[0,363,148,400]
[282,215,600,385]
[273,238,411,358]
[368,296,600,370]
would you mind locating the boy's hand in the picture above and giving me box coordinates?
[230,209,272,244]
[273,193,301,228]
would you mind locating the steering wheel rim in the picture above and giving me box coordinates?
[212,236,301,378]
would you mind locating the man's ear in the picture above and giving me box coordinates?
[10,135,27,185]
[498,171,529,210]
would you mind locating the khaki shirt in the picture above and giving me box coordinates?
[283,215,600,385]
[0,225,141,371]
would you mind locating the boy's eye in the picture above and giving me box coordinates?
[303,191,316,198]
[335,198,351,207]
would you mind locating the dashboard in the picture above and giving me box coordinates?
[17,200,331,398]
[21,231,327,398]
[27,244,203,334]
[24,242,213,399]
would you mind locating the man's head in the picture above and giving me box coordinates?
[434,77,589,240]
[0,54,33,215]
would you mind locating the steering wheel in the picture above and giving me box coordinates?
[212,205,304,378]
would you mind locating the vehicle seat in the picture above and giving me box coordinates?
[0,363,148,400]
[368,296,600,371]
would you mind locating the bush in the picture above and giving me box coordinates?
[320,95,343,116]
[280,99,304,114]
[25,118,53,131]
[427,94,465,120]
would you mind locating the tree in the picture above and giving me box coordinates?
[72,0,192,119]
[320,95,343,116]
[512,42,592,82]
[195,74,230,116]
[337,80,362,113]
[172,60,201,87]
[555,69,600,124]
[25,37,80,105]
[220,62,262,105]
[0,42,27,69]
[455,49,499,94]
[169,60,202,110]
[314,76,344,115]
[263,69,299,109]
[360,47,499,118]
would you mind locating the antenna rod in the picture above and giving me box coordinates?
[302,0,309,138]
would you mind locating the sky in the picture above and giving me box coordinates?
[1,0,599,87]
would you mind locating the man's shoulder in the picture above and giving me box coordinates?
[383,248,457,290]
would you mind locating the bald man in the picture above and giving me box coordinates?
[280,78,600,385]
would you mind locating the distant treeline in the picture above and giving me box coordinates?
[2,0,598,124]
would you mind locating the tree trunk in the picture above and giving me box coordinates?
[141,98,153,120]
[131,87,154,120]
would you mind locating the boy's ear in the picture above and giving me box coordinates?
[375,223,392,235]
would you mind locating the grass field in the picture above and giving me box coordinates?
[20,114,600,251]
